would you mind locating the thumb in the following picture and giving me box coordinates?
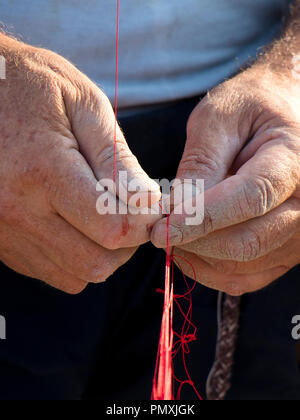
[65,86,161,207]
[151,95,246,247]
[176,96,242,190]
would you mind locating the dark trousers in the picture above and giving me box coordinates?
[0,97,299,400]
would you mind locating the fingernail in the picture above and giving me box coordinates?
[122,176,161,196]
[168,225,183,244]
[119,174,161,208]
[152,222,182,247]
[172,180,203,207]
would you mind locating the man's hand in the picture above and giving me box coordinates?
[152,64,300,296]
[0,34,161,294]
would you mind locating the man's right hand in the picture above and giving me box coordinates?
[0,34,161,294]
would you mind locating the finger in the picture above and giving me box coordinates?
[65,88,161,205]
[30,258,88,295]
[16,212,137,283]
[173,248,288,296]
[0,227,87,294]
[49,145,161,249]
[200,235,300,275]
[176,95,243,189]
[179,197,300,261]
[152,138,300,247]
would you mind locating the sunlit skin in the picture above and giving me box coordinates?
[1,3,300,298]
[152,2,300,296]
[0,34,161,294]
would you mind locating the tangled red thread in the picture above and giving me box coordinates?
[152,215,203,401]
[113,0,202,401]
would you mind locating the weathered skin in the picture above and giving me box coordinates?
[152,2,300,296]
[0,34,161,294]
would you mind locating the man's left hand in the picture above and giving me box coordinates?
[152,67,300,296]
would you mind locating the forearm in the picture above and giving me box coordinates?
[255,0,300,74]
[0,32,25,57]
[0,32,34,83]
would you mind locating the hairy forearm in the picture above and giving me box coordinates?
[0,32,32,77]
[256,0,300,74]
[0,32,24,54]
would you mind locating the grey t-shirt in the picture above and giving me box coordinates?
[0,0,291,107]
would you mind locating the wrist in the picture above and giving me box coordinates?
[0,33,27,58]
[235,63,300,101]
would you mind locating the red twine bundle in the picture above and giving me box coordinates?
[152,216,203,400]
[113,0,202,401]
[152,216,174,400]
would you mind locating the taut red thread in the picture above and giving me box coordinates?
[113,0,120,185]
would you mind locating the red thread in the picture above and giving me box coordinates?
[113,0,120,185]
[152,215,174,400]
[152,216,203,401]
[113,1,202,401]
[172,256,203,401]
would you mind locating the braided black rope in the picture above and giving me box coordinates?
[206,294,242,400]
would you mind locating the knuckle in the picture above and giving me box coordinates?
[66,248,116,284]
[224,230,262,262]
[65,281,88,295]
[82,264,104,283]
[223,281,245,297]
[97,140,133,168]
[235,184,253,220]
[86,260,115,283]
[73,85,114,134]
[187,96,217,130]
[255,176,276,215]
[243,176,276,217]
[88,87,111,110]
[201,208,215,236]
[97,144,115,166]
[180,149,220,178]
[46,273,88,295]
[76,81,108,110]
